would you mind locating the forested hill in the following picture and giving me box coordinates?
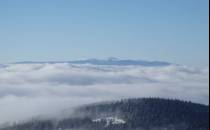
[1,98,209,130]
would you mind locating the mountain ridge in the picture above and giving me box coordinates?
[1,98,209,130]
[13,58,172,66]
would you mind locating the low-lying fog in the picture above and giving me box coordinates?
[0,63,209,124]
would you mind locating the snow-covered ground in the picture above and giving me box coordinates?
[93,117,126,127]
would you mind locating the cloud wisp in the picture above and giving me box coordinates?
[0,63,209,124]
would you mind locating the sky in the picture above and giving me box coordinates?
[0,0,209,67]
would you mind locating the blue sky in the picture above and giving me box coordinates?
[0,0,209,66]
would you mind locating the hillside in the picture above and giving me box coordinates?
[1,98,209,130]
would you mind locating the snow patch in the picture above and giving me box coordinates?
[93,117,126,127]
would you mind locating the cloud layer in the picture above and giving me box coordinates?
[0,63,209,124]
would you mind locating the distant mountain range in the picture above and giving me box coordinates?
[14,58,171,66]
[1,98,209,130]
[0,64,6,68]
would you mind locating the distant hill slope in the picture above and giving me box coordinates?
[1,98,209,130]
[14,58,171,66]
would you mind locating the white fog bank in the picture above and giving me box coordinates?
[0,63,209,124]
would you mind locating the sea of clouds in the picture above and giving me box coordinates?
[0,63,209,124]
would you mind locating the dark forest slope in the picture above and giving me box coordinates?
[1,98,209,130]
